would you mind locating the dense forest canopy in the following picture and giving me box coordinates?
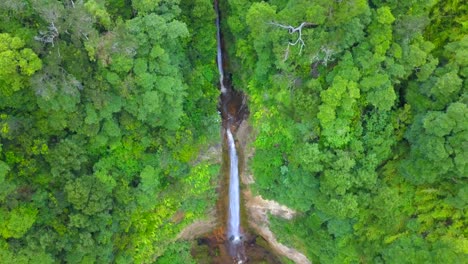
[0,0,466,263]
[0,0,219,263]
[223,0,467,263]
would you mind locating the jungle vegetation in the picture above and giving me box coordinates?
[0,0,466,263]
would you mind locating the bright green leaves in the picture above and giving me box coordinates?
[167,20,190,40]
[139,90,161,117]
[0,32,25,51]
[133,58,147,76]
[318,75,360,147]
[0,205,38,239]
[332,0,369,25]
[0,33,41,96]
[128,162,218,262]
[110,54,133,74]
[425,0,468,51]
[84,0,112,30]
[377,6,395,24]
[183,162,217,197]
[393,187,468,263]
[18,49,41,76]
[94,170,117,194]
[293,143,323,173]
[321,76,348,106]
[369,7,394,57]
[362,110,396,164]
[328,194,359,219]
[360,72,397,111]
[381,235,432,264]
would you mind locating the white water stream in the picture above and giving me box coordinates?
[226,129,241,242]
[215,0,242,245]
[215,1,227,94]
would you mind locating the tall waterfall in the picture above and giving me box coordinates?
[226,129,241,242]
[215,1,244,260]
[215,1,247,262]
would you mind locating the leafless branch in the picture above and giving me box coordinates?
[269,21,318,61]
[34,22,59,47]
[312,46,336,66]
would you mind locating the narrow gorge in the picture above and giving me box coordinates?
[187,1,307,263]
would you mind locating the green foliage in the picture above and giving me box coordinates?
[156,241,197,264]
[84,0,112,29]
[0,0,219,262]
[0,205,38,239]
[0,33,41,96]
[224,0,467,262]
[1,0,466,262]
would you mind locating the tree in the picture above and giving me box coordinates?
[0,34,42,96]
[0,205,38,239]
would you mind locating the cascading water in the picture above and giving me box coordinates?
[215,1,246,262]
[226,129,241,243]
[192,1,282,262]
[215,1,227,94]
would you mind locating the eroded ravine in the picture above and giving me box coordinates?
[186,1,309,263]
[215,0,247,261]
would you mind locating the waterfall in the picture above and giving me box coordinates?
[215,0,227,94]
[215,1,245,261]
[227,128,241,242]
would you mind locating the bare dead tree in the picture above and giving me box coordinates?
[312,46,336,66]
[269,21,318,61]
[34,22,59,47]
[320,46,335,65]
